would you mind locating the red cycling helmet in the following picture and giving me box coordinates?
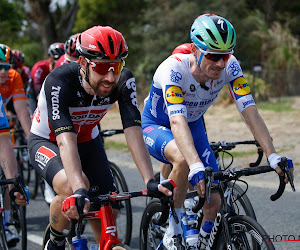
[48,42,65,59]
[64,33,80,57]
[76,26,128,60]
[172,43,192,55]
[12,49,25,68]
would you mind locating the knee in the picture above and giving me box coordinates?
[171,155,189,177]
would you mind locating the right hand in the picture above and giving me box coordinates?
[188,162,205,198]
[61,188,90,221]
[147,179,175,198]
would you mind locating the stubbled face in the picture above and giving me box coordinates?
[80,57,122,97]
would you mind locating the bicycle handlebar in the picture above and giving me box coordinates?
[210,140,263,167]
[100,129,124,137]
[1,173,30,204]
[192,157,293,212]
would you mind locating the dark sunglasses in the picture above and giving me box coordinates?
[85,58,124,75]
[198,47,233,62]
[0,64,12,71]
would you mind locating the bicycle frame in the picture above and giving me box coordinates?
[84,205,122,250]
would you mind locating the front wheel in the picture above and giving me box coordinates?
[140,199,167,250]
[110,161,132,245]
[217,215,275,250]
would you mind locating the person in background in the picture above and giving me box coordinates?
[141,14,294,249]
[30,42,64,204]
[55,33,80,68]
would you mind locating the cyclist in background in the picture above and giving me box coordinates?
[0,44,31,139]
[0,93,28,246]
[28,26,171,250]
[30,42,64,204]
[30,42,64,100]
[141,14,294,249]
[55,33,80,68]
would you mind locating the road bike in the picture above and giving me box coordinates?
[63,189,150,250]
[140,157,295,249]
[0,173,29,250]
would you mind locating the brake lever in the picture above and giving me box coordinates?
[280,157,296,192]
[205,167,213,204]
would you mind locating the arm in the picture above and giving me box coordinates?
[169,115,200,166]
[0,134,26,206]
[56,132,88,192]
[124,126,171,196]
[13,99,32,138]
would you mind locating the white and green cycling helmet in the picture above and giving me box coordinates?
[190,14,236,51]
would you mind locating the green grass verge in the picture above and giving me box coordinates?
[220,149,258,158]
[257,98,295,112]
[104,140,129,151]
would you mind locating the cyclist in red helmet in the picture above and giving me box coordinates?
[28,26,171,250]
[55,33,80,68]
[172,43,192,55]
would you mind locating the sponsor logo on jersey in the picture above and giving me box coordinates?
[90,186,99,192]
[232,77,251,96]
[190,84,196,92]
[54,125,73,134]
[35,146,57,167]
[126,77,139,111]
[170,70,182,83]
[166,86,184,105]
[242,98,255,109]
[150,92,160,118]
[70,109,107,125]
[143,135,154,147]
[229,61,241,77]
[51,86,61,120]
[169,108,186,116]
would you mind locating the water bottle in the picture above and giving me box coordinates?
[186,228,199,249]
[181,206,189,234]
[72,235,89,250]
[184,197,197,227]
[89,244,99,250]
[198,220,214,249]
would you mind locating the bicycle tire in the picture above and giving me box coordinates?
[25,163,39,200]
[216,215,275,250]
[9,202,27,250]
[0,185,9,250]
[110,161,132,245]
[140,199,167,250]
[228,182,257,220]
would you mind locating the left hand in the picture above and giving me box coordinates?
[9,186,29,206]
[268,153,294,183]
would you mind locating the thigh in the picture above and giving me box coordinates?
[28,133,63,187]
[78,135,116,197]
[142,124,174,164]
[190,118,218,172]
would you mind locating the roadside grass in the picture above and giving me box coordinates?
[104,140,129,151]
[256,98,295,112]
[219,149,258,158]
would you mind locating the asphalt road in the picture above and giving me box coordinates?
[24,150,299,250]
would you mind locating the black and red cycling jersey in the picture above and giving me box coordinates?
[31,62,141,143]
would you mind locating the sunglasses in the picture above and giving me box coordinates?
[85,58,124,75]
[198,47,233,62]
[0,64,12,71]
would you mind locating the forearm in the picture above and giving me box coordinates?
[170,115,200,166]
[241,106,275,156]
[0,135,18,189]
[56,133,88,192]
[124,126,154,185]
[14,101,32,138]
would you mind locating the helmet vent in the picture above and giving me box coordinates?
[196,35,204,42]
[207,29,218,45]
[97,41,106,55]
[108,36,115,55]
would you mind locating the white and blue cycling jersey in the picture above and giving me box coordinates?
[142,53,255,169]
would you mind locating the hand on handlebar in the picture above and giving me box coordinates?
[188,162,205,198]
[9,186,30,206]
[61,188,90,221]
[268,154,294,184]
[146,179,174,198]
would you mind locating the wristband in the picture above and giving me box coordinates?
[268,153,280,169]
[189,162,205,172]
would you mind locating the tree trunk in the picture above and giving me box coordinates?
[26,0,58,57]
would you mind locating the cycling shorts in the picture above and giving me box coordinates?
[142,117,218,173]
[28,133,118,209]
